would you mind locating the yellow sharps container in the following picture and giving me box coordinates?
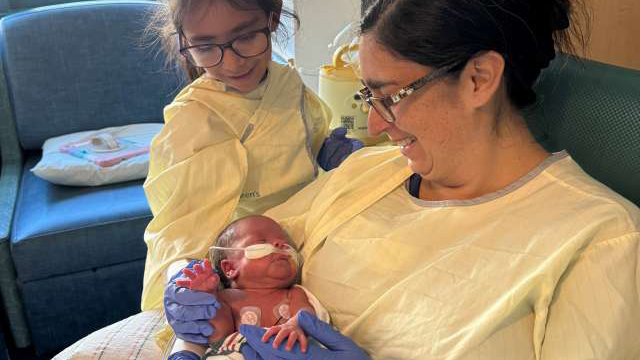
[318,44,388,146]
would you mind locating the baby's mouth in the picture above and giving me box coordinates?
[272,254,291,262]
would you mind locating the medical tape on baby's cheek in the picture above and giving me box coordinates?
[210,244,301,265]
[244,244,275,259]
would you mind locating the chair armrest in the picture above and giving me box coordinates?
[0,37,24,240]
[0,30,31,348]
[0,159,30,348]
[0,159,20,240]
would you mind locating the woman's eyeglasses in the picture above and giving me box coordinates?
[358,63,458,123]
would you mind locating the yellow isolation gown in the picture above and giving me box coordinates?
[141,61,330,311]
[265,146,640,360]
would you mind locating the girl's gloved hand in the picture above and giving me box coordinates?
[317,127,364,171]
[164,260,221,344]
[239,310,372,360]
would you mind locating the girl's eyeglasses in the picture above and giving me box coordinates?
[178,13,274,68]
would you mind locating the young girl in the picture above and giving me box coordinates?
[141,0,359,351]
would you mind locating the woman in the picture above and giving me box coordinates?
[167,0,640,359]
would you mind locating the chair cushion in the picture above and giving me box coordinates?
[0,0,183,150]
[526,55,640,206]
[11,154,151,282]
[19,259,145,355]
[0,239,30,348]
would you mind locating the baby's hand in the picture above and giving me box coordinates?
[176,259,220,292]
[261,316,308,353]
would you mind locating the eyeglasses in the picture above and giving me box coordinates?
[208,243,300,266]
[179,26,271,68]
[358,63,458,123]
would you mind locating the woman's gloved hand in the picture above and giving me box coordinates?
[167,350,200,360]
[317,127,364,171]
[164,260,221,344]
[239,310,372,360]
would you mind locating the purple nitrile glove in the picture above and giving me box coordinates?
[167,350,200,360]
[239,310,372,360]
[317,127,365,171]
[164,260,221,344]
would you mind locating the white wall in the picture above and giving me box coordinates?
[292,0,361,92]
[273,0,297,61]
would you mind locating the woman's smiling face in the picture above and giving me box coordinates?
[359,35,478,183]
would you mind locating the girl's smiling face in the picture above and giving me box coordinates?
[181,0,273,92]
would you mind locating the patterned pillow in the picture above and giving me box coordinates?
[31,123,162,186]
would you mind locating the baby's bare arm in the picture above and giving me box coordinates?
[208,299,235,342]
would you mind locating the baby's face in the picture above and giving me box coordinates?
[222,216,299,289]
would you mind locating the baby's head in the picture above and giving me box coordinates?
[211,215,300,290]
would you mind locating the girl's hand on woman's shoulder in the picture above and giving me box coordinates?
[317,127,365,171]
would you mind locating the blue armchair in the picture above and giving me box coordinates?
[526,54,640,207]
[0,0,183,355]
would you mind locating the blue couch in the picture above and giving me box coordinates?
[0,0,184,355]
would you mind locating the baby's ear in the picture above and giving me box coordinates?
[220,259,239,279]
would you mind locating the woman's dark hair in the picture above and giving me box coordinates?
[147,0,299,81]
[361,0,589,110]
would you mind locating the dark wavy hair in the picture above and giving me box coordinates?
[146,0,299,81]
[361,0,589,110]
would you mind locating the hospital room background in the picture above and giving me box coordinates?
[0,0,639,359]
